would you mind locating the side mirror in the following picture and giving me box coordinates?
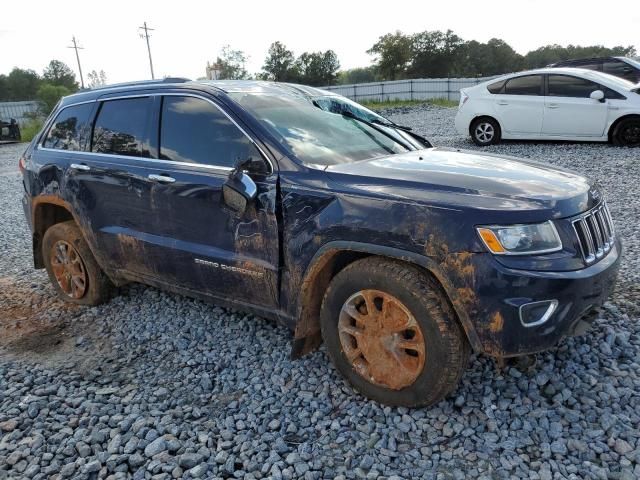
[590,90,605,102]
[222,159,259,214]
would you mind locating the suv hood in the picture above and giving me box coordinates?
[325,147,598,220]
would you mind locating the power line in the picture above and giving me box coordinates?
[139,22,155,79]
[67,36,85,89]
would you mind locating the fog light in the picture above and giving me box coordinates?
[519,300,558,327]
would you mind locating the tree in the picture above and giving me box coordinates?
[407,29,465,78]
[295,50,340,86]
[262,41,298,81]
[42,60,78,91]
[0,68,41,101]
[457,39,523,76]
[37,84,71,114]
[524,44,637,69]
[87,70,107,88]
[216,45,250,80]
[337,67,378,85]
[367,31,412,80]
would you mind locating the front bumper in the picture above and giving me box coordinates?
[462,238,621,357]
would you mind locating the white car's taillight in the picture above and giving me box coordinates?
[459,91,469,108]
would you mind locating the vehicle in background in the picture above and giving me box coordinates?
[0,118,21,143]
[549,57,640,84]
[21,79,621,407]
[456,68,640,147]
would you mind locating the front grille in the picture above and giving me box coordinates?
[572,202,615,264]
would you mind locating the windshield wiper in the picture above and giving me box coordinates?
[372,119,412,131]
[339,110,413,151]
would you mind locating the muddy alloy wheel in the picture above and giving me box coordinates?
[49,240,88,299]
[338,290,425,390]
[42,220,114,305]
[320,257,470,407]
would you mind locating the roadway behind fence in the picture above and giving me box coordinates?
[322,76,496,102]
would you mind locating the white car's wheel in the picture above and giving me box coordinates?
[471,117,501,146]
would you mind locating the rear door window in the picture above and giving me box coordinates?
[42,103,94,151]
[92,97,152,157]
[504,75,543,95]
[159,95,262,168]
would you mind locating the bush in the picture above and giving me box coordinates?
[20,118,45,142]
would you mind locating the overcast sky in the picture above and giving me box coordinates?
[2,0,638,84]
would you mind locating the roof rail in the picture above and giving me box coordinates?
[80,77,191,92]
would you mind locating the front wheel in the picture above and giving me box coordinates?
[320,258,469,407]
[42,221,113,305]
[470,117,501,146]
[612,118,640,147]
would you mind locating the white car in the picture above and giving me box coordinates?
[455,68,640,147]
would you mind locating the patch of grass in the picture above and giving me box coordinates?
[19,118,45,142]
[360,98,458,110]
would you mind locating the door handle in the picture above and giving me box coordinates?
[547,104,559,109]
[148,173,176,183]
[497,101,509,106]
[70,163,90,171]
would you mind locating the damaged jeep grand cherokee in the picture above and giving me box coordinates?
[20,79,621,407]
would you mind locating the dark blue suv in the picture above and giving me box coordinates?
[20,79,621,407]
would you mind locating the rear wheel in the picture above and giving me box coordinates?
[612,118,640,147]
[471,117,501,146]
[320,258,469,407]
[42,221,113,305]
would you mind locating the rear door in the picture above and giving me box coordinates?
[492,75,545,135]
[542,75,609,137]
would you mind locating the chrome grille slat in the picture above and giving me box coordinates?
[572,202,615,264]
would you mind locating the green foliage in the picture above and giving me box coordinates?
[43,60,78,92]
[367,30,637,80]
[217,46,250,80]
[408,29,465,78]
[0,68,41,101]
[524,44,637,69]
[20,117,45,142]
[367,31,413,80]
[261,42,340,86]
[262,42,298,82]
[37,84,71,115]
[337,67,378,85]
[295,50,340,86]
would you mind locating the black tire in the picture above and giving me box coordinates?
[42,220,113,305]
[612,118,640,147]
[470,117,501,146]
[320,257,469,407]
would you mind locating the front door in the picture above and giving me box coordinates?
[542,75,609,137]
[134,94,280,308]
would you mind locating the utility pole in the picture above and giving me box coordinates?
[67,36,85,89]
[138,22,155,79]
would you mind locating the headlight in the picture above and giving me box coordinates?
[477,221,562,255]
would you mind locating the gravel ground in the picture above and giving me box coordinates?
[1,106,639,480]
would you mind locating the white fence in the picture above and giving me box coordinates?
[322,77,496,102]
[0,101,41,125]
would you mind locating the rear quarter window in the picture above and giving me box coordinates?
[487,80,506,94]
[42,103,94,151]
